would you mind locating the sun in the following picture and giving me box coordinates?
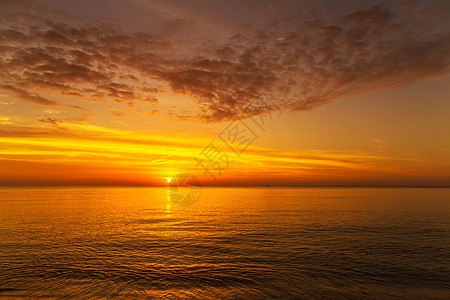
[167,178,172,183]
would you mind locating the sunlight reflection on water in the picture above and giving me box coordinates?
[0,187,449,299]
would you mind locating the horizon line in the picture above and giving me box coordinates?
[0,185,448,188]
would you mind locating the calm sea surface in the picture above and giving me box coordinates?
[0,187,449,299]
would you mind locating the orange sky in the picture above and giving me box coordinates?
[0,0,449,186]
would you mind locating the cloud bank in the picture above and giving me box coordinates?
[1,0,449,122]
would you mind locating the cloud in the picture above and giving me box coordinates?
[0,84,90,118]
[0,0,449,122]
[0,100,14,105]
[0,84,61,107]
[109,110,127,118]
[0,117,13,125]
[39,117,63,125]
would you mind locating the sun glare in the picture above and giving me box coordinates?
[167,178,172,183]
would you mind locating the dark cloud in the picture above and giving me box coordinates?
[0,0,449,122]
[343,6,394,27]
[39,117,63,125]
[109,110,127,118]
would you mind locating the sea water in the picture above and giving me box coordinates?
[0,187,449,299]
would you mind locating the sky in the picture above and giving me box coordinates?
[0,0,449,186]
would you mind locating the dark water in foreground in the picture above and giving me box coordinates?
[0,187,449,299]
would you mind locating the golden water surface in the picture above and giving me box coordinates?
[0,187,449,299]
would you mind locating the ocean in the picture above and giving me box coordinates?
[0,187,449,299]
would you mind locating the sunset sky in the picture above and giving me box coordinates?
[0,0,449,186]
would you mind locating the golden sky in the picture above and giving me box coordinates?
[0,0,449,186]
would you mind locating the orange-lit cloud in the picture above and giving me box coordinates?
[1,1,450,122]
[1,121,448,186]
